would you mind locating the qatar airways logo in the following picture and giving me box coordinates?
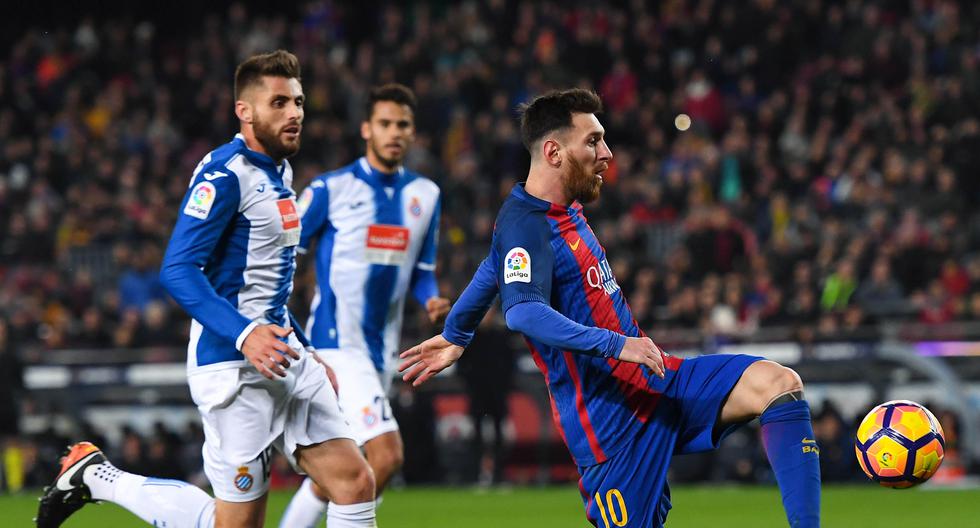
[586,258,620,295]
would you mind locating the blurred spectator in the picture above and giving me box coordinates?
[812,402,854,482]
[457,308,514,486]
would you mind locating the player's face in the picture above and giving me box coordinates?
[249,76,304,161]
[561,113,612,204]
[362,101,415,171]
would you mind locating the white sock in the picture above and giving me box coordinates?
[326,501,376,528]
[278,477,328,528]
[84,462,215,527]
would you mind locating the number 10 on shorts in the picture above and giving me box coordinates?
[595,488,628,527]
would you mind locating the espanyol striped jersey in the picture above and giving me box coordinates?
[297,157,440,372]
[161,134,302,371]
[491,184,680,467]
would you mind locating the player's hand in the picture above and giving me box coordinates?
[398,334,464,387]
[618,336,666,379]
[425,296,451,324]
[241,324,300,379]
[310,349,339,393]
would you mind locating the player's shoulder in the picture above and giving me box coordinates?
[191,136,251,186]
[309,161,361,190]
[402,169,440,197]
[493,197,551,245]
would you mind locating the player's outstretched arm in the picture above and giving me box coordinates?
[240,325,301,380]
[398,334,464,386]
[504,302,665,378]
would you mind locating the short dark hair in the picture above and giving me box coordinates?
[234,50,302,100]
[518,89,603,153]
[366,83,417,119]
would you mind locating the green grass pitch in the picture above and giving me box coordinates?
[2,484,975,526]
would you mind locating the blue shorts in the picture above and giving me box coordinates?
[577,353,762,528]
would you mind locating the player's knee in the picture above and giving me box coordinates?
[762,364,804,404]
[748,361,804,414]
[331,462,376,504]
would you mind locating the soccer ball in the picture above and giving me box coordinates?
[854,400,945,488]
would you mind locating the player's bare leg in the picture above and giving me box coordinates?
[719,360,820,528]
[719,360,803,423]
[295,430,402,525]
[214,495,268,528]
[295,438,376,527]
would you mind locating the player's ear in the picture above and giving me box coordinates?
[543,139,562,168]
[360,120,372,141]
[235,100,252,124]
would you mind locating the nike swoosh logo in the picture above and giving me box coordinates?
[203,171,229,181]
[55,451,101,491]
[569,239,581,251]
[802,438,817,444]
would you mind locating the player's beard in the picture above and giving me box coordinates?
[368,137,403,171]
[253,115,300,162]
[563,154,603,204]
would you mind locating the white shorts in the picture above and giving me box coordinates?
[316,348,399,446]
[188,342,354,502]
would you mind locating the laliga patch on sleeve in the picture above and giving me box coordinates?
[296,187,314,217]
[503,247,531,284]
[183,181,217,219]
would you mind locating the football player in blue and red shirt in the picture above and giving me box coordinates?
[399,89,821,528]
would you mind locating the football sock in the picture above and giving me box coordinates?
[760,398,821,528]
[326,500,377,527]
[278,477,327,528]
[84,462,215,527]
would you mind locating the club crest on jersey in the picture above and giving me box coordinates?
[504,247,531,284]
[409,196,422,217]
[362,406,379,428]
[234,466,254,492]
[183,181,216,219]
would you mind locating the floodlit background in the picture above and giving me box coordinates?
[1,0,979,525]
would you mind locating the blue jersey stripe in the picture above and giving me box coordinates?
[267,187,296,326]
[361,172,406,371]
[197,212,251,365]
[311,222,339,348]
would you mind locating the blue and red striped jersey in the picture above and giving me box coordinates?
[491,184,681,467]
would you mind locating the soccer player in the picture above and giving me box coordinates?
[399,89,821,528]
[278,83,449,527]
[35,50,377,528]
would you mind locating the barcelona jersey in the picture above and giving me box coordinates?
[492,183,683,466]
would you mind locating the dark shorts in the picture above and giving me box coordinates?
[577,353,762,527]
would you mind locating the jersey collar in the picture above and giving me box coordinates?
[511,183,583,215]
[357,157,405,186]
[234,133,288,179]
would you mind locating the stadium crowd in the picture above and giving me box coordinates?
[1,0,978,488]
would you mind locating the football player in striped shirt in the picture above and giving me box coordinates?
[279,83,449,527]
[37,50,376,528]
[399,89,821,528]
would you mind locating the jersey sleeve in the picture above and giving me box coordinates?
[159,169,256,349]
[442,254,499,347]
[411,193,441,304]
[297,178,330,254]
[495,213,554,313]
[505,301,625,358]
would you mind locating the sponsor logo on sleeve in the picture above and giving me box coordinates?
[504,247,531,284]
[183,181,217,219]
